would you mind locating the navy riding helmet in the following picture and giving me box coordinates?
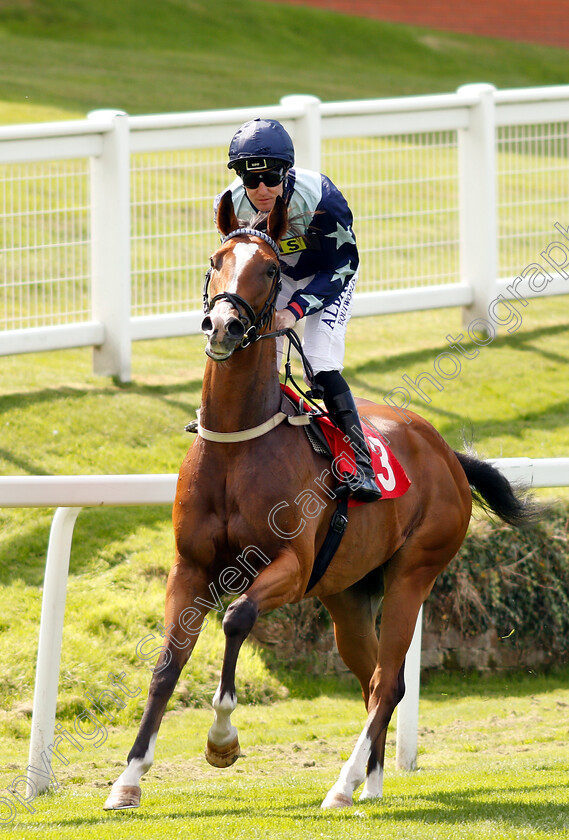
[227,119,295,172]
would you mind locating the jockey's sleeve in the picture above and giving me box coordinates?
[284,175,359,319]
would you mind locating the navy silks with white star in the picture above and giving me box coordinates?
[214,167,359,319]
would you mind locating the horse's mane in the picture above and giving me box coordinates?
[242,210,321,240]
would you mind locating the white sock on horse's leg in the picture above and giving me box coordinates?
[208,684,238,747]
[321,726,373,808]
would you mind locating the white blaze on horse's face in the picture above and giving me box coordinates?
[203,241,261,360]
[231,241,259,281]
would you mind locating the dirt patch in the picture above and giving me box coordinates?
[262,0,569,48]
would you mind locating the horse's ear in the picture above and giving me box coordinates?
[266,195,288,244]
[216,190,240,237]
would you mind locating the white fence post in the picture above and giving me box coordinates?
[396,605,423,771]
[457,84,497,328]
[88,110,131,383]
[280,94,321,171]
[27,507,82,795]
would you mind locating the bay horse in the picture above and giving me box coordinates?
[104,191,533,811]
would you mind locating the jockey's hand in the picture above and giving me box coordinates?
[274,308,298,332]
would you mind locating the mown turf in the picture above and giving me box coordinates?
[1,297,568,742]
[1,671,569,838]
[1,2,569,836]
[1,0,569,120]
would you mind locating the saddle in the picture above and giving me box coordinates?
[281,385,411,593]
[280,384,410,507]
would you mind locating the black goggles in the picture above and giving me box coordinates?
[239,167,285,189]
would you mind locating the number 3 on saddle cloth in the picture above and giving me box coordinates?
[281,384,411,507]
[280,385,411,593]
[320,416,411,507]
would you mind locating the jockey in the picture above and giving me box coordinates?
[215,118,381,503]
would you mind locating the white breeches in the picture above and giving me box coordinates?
[276,274,356,375]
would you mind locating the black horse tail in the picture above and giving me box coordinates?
[454,450,539,528]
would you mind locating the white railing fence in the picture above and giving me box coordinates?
[1,85,569,381]
[0,457,567,796]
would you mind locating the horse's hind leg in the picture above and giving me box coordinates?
[320,568,383,708]
[103,560,209,810]
[322,551,439,809]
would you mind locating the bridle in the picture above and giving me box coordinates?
[201,226,321,400]
[202,227,282,350]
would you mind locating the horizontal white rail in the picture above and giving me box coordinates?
[130,311,207,342]
[0,323,105,356]
[351,283,474,317]
[0,473,177,507]
[490,457,569,487]
[0,116,114,141]
[0,116,113,163]
[1,457,567,510]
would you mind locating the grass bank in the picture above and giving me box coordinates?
[1,0,569,121]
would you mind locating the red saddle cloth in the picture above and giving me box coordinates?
[281,384,411,506]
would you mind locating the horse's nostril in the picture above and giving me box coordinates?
[201,316,213,334]
[226,318,245,340]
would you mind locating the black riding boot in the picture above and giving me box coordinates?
[325,390,382,503]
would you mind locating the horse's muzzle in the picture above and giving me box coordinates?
[202,312,246,360]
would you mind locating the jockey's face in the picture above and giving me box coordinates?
[239,164,286,213]
[244,180,284,213]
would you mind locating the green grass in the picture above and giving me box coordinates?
[1,298,568,743]
[2,0,569,122]
[1,671,569,838]
[1,1,569,834]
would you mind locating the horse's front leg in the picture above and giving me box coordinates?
[205,546,302,768]
[104,559,209,810]
[203,597,256,767]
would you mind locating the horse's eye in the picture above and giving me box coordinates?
[267,264,278,279]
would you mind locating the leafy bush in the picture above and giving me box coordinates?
[425,501,569,659]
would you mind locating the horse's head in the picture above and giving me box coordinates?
[201,191,288,360]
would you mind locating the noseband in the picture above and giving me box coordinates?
[202,228,282,349]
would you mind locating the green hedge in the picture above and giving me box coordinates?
[425,501,569,659]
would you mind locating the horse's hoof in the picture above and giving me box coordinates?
[103,784,141,810]
[321,791,353,809]
[204,736,240,767]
